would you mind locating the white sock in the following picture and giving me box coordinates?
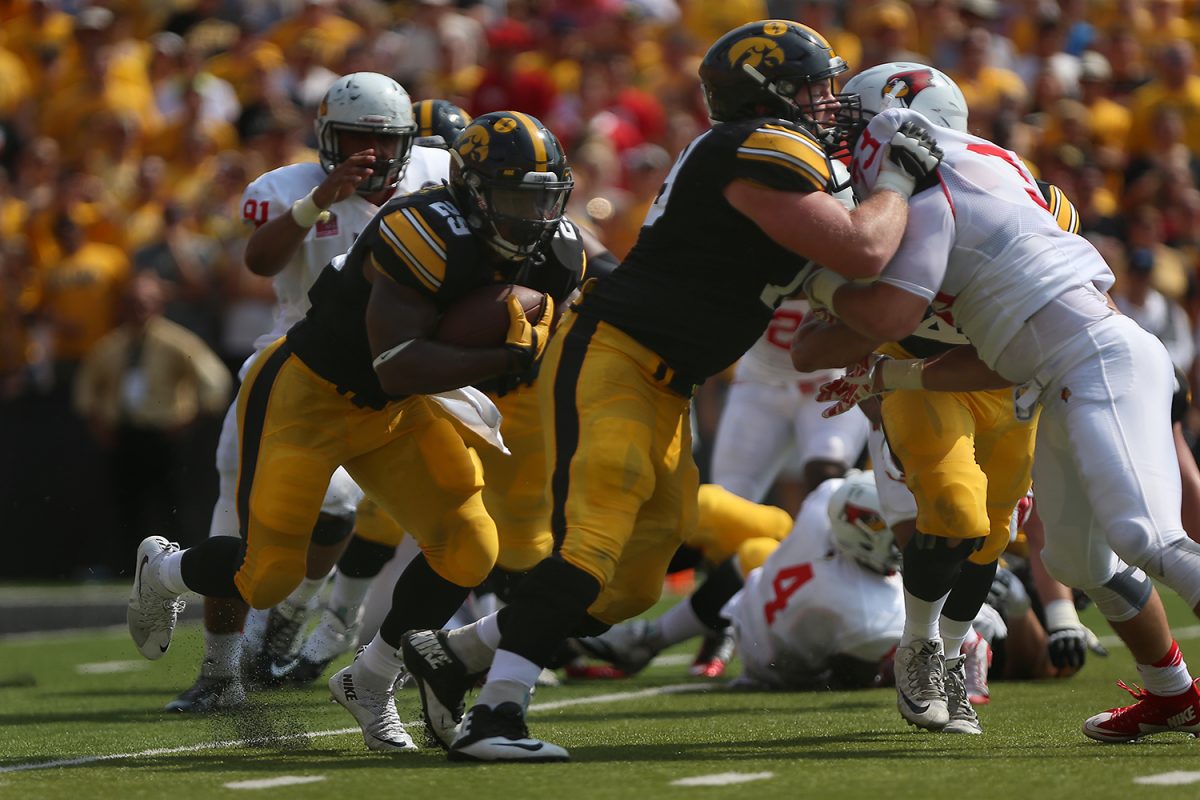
[203,631,242,678]
[1137,640,1194,697]
[900,589,949,646]
[329,574,374,615]
[156,549,188,595]
[477,649,540,709]
[939,616,973,659]
[355,632,405,692]
[446,613,501,673]
[285,575,328,608]
[655,601,708,648]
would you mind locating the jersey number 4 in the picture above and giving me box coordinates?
[763,563,814,625]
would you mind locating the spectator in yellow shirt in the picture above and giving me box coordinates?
[1126,39,1200,159]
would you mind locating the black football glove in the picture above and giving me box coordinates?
[876,122,944,198]
[1046,626,1088,670]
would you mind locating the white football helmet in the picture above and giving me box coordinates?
[315,72,417,195]
[839,62,968,136]
[828,471,902,576]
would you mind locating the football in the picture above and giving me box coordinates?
[435,283,546,347]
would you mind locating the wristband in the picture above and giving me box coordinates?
[873,167,915,199]
[877,358,924,390]
[291,188,332,228]
[1043,598,1081,631]
[806,269,847,311]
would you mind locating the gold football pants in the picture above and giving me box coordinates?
[540,312,699,625]
[233,338,496,608]
[881,386,1036,565]
[687,483,792,565]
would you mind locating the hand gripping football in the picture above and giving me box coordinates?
[435,283,547,347]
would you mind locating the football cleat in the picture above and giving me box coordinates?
[962,633,992,706]
[894,638,949,730]
[401,629,476,749]
[269,605,363,686]
[448,702,569,763]
[690,627,736,678]
[572,619,660,676]
[1083,679,1200,743]
[942,655,983,734]
[328,662,417,752]
[164,673,247,713]
[127,536,186,660]
[255,598,318,683]
[563,660,628,680]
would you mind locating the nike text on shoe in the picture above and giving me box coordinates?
[894,638,949,730]
[942,656,983,734]
[401,629,475,749]
[572,619,659,676]
[448,702,569,763]
[1083,679,1200,743]
[328,664,417,752]
[127,536,186,660]
[164,674,247,713]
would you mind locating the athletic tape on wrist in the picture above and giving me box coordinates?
[1043,598,1081,631]
[878,358,924,390]
[873,168,916,199]
[807,269,847,311]
[291,189,332,228]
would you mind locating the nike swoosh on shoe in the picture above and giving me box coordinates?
[138,555,149,596]
[900,693,930,715]
[492,741,545,751]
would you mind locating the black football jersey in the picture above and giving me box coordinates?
[287,185,587,408]
[576,117,833,386]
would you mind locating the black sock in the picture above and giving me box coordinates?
[902,533,975,603]
[942,559,999,622]
[179,536,245,598]
[378,554,471,648]
[689,558,744,630]
[496,556,600,667]
[336,535,395,579]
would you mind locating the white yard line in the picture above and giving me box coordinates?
[1096,623,1200,649]
[1133,771,1200,786]
[671,772,775,787]
[0,683,710,774]
[225,776,327,790]
[75,660,150,675]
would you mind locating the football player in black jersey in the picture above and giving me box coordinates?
[124,111,584,753]
[411,20,945,763]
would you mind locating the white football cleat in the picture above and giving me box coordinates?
[271,605,363,686]
[894,638,949,730]
[942,655,983,734]
[127,536,186,660]
[448,702,569,763]
[572,619,659,676]
[328,663,417,752]
[962,631,992,706]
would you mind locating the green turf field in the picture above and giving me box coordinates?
[2,590,1199,800]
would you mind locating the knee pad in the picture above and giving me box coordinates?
[311,512,355,546]
[913,474,989,541]
[234,544,306,609]
[1085,564,1153,623]
[736,537,780,578]
[423,504,498,589]
[1148,536,1200,608]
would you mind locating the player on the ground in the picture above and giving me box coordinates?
[396,20,944,763]
[166,73,450,713]
[798,70,1200,743]
[126,110,569,754]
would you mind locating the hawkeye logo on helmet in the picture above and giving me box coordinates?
[457,123,490,163]
[493,117,519,134]
[728,36,785,71]
[884,69,936,104]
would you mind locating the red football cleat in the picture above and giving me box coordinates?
[689,628,736,679]
[1083,679,1200,743]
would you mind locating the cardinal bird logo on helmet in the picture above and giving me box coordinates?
[884,68,936,105]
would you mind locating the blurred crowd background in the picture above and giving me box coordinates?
[3,0,1200,579]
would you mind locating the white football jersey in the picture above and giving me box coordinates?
[725,478,904,687]
[734,298,842,385]
[851,108,1114,372]
[239,145,450,351]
